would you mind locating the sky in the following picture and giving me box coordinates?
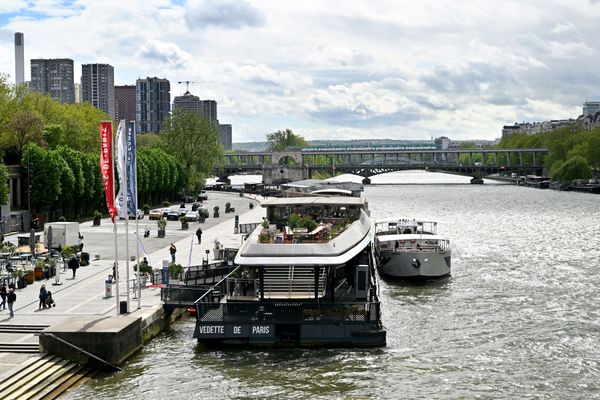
[1,0,600,143]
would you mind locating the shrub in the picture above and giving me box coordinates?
[162,200,171,207]
[258,233,270,243]
[169,263,184,279]
[157,217,167,231]
[58,216,66,221]
[142,204,151,212]
[301,215,317,232]
[93,210,102,219]
[288,213,301,230]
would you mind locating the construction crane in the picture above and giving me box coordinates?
[177,80,214,95]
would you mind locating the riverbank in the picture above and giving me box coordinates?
[0,192,266,396]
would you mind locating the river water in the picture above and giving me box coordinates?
[67,172,600,399]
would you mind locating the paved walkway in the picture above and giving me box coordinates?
[0,192,266,377]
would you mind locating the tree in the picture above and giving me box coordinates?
[0,163,9,205]
[160,110,223,194]
[552,156,592,183]
[266,128,307,151]
[3,110,45,153]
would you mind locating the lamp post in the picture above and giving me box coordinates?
[27,146,31,232]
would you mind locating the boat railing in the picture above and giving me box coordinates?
[184,264,237,285]
[196,300,381,324]
[161,284,213,307]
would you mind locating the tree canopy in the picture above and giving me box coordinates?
[160,109,223,193]
[266,128,307,151]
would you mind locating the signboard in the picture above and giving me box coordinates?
[196,324,275,339]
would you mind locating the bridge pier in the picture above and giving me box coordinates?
[362,177,371,185]
[470,177,484,184]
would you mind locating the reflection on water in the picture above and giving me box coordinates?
[68,172,600,399]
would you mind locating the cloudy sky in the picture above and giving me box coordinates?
[1,0,600,143]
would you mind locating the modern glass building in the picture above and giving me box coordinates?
[136,77,170,133]
[81,63,115,117]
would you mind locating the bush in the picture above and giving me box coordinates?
[142,204,151,212]
[93,210,102,219]
[301,215,317,232]
[58,216,66,222]
[288,213,301,230]
[162,200,171,207]
[157,217,167,231]
[258,233,270,243]
[134,262,153,274]
[169,263,184,279]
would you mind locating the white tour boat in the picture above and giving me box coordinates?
[375,219,451,279]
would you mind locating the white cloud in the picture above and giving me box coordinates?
[136,40,192,68]
[550,22,577,34]
[185,0,265,29]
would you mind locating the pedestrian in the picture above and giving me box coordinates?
[0,231,4,243]
[169,243,177,263]
[0,283,7,309]
[196,227,202,244]
[68,255,80,278]
[39,284,48,309]
[7,288,16,318]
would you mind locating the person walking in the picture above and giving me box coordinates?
[0,283,7,309]
[7,288,16,318]
[39,284,49,309]
[169,243,177,263]
[68,256,80,278]
[195,227,202,245]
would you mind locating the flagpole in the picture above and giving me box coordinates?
[111,123,120,316]
[122,130,131,314]
[132,122,141,310]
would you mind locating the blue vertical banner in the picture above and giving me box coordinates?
[126,121,137,215]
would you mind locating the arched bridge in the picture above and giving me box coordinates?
[220,148,548,184]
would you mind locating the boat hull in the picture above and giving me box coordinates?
[379,250,451,279]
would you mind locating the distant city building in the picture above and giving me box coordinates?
[115,85,136,123]
[583,101,600,117]
[74,83,81,103]
[199,100,218,125]
[218,124,232,150]
[501,119,573,138]
[14,32,24,85]
[172,91,201,114]
[30,58,75,103]
[434,136,451,150]
[136,77,170,133]
[81,63,115,117]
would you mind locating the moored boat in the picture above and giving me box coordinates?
[375,219,451,280]
[193,196,386,347]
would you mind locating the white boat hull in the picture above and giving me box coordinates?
[379,250,451,279]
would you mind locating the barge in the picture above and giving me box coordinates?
[192,196,386,347]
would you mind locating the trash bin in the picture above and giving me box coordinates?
[105,280,112,298]
[80,252,90,266]
[120,300,128,314]
[161,267,169,285]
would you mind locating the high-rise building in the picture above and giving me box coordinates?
[218,124,232,150]
[14,32,24,85]
[199,100,218,125]
[81,63,115,117]
[172,91,201,114]
[115,85,136,123]
[136,77,170,133]
[30,58,75,103]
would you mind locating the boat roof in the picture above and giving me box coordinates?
[309,188,352,195]
[375,218,437,224]
[262,196,364,207]
[376,234,448,241]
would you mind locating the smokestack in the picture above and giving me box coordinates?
[15,32,24,85]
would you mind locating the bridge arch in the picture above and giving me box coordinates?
[271,151,302,166]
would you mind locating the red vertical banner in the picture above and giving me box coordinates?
[99,121,117,221]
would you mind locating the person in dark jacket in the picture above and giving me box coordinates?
[39,284,49,309]
[0,283,7,309]
[195,227,202,244]
[68,256,80,278]
[7,288,16,318]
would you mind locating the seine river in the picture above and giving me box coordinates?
[68,172,600,399]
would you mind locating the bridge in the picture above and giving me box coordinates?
[219,147,548,184]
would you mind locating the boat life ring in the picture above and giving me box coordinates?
[410,239,416,244]
[399,240,405,244]
[412,259,421,269]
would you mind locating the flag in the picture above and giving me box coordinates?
[99,121,116,221]
[126,121,137,215]
[115,120,127,219]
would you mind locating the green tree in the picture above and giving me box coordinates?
[2,110,45,153]
[0,163,9,205]
[22,144,62,212]
[160,110,223,194]
[552,156,592,183]
[266,128,307,151]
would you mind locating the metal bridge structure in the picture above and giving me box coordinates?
[220,147,548,184]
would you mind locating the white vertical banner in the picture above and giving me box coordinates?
[115,120,127,219]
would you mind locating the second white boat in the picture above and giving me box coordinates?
[375,219,451,279]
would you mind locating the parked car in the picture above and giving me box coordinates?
[167,210,180,221]
[198,191,208,201]
[179,208,188,217]
[185,210,199,222]
[149,209,162,220]
[162,207,171,217]
[129,209,144,220]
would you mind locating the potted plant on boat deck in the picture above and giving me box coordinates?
[93,210,102,226]
[157,217,167,238]
[213,239,224,260]
[168,263,184,281]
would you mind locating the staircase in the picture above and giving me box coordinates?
[0,324,49,334]
[0,354,96,400]
[263,266,326,299]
